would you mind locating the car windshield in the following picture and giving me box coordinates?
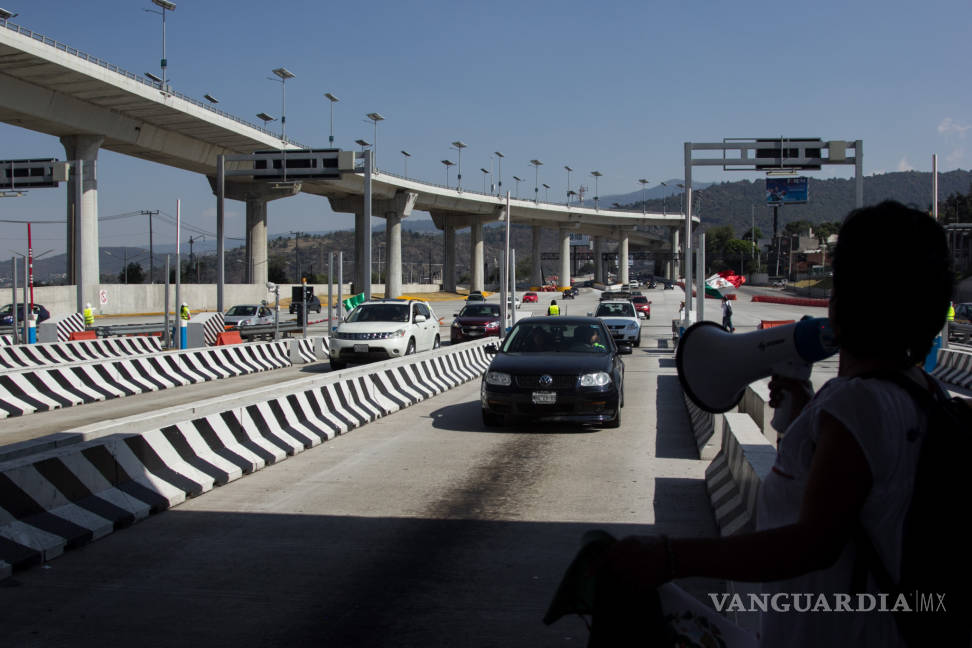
[501,322,608,354]
[226,306,257,316]
[631,296,648,304]
[596,303,636,317]
[347,303,410,323]
[460,305,500,318]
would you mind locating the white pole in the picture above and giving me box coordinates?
[933,154,939,221]
[501,191,510,336]
[175,199,182,348]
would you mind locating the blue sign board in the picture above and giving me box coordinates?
[765,176,809,204]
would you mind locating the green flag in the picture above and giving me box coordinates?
[342,292,365,311]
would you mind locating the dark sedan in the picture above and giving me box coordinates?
[451,303,502,343]
[0,303,50,326]
[480,316,628,428]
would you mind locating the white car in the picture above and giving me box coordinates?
[592,300,642,347]
[328,299,440,369]
[224,304,274,327]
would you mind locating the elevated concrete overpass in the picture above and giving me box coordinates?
[0,17,693,304]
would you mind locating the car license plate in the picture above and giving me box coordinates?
[468,330,483,336]
[532,391,556,405]
[353,344,369,353]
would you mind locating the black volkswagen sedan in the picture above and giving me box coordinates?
[480,316,628,428]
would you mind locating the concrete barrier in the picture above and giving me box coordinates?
[704,413,777,536]
[0,337,162,371]
[0,337,331,419]
[932,347,972,390]
[0,339,492,578]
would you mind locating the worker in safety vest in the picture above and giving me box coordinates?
[547,299,560,316]
[947,302,955,322]
[83,303,95,328]
[180,302,191,321]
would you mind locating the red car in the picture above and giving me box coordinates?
[630,295,652,319]
[522,292,538,303]
[451,303,502,343]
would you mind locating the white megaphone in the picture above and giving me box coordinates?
[676,317,838,428]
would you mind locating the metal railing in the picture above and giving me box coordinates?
[1,17,309,149]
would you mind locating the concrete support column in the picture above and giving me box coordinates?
[354,210,367,294]
[531,226,542,287]
[594,236,605,284]
[61,134,104,304]
[245,199,268,285]
[559,227,571,288]
[470,219,484,293]
[670,228,680,280]
[619,233,630,285]
[443,224,456,292]
[374,190,417,299]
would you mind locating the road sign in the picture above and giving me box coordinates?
[0,158,66,189]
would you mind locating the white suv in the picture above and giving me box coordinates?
[592,300,642,347]
[329,299,440,369]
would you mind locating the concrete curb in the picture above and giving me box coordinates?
[0,340,493,579]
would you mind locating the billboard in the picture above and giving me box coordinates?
[765,176,809,205]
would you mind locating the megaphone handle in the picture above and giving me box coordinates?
[771,392,796,433]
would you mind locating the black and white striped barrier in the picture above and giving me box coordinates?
[703,413,777,537]
[0,340,492,577]
[0,337,162,371]
[932,347,972,390]
[37,313,85,343]
[0,339,292,419]
[0,334,12,347]
[187,312,225,347]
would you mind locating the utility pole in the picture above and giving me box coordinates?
[139,210,159,282]
[188,235,204,283]
[291,231,301,281]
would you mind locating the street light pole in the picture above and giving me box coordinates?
[513,176,522,199]
[542,183,550,202]
[451,141,467,190]
[494,151,504,194]
[145,1,176,89]
[638,179,650,215]
[481,168,489,193]
[441,160,454,187]
[366,112,384,169]
[401,150,410,177]
[591,171,603,210]
[564,165,572,205]
[530,159,543,204]
[324,92,339,146]
[270,67,296,142]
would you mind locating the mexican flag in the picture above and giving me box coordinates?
[705,271,746,299]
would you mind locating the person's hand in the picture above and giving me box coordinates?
[600,535,670,591]
[768,375,814,416]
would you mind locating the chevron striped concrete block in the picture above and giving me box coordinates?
[704,413,777,537]
[933,347,972,390]
[0,340,493,578]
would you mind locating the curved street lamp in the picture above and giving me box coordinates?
[324,92,339,146]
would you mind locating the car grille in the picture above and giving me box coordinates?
[607,324,626,331]
[514,374,576,388]
[336,331,393,340]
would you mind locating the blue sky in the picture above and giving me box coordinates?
[2,0,970,256]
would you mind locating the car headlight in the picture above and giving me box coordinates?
[485,371,512,386]
[579,371,612,387]
[451,321,461,328]
[485,320,499,329]
[627,321,640,329]
[378,328,408,339]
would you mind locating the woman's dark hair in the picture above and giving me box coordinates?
[831,201,952,365]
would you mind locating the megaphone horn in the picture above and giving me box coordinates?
[676,318,837,413]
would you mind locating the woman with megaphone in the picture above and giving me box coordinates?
[547,202,968,647]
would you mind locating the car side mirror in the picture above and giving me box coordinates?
[485,344,498,355]
[453,313,458,317]
[617,342,633,355]
[414,314,427,323]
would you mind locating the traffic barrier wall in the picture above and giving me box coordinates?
[750,295,829,308]
[703,413,777,536]
[932,347,972,390]
[0,340,492,577]
[0,338,292,419]
[0,334,12,347]
[37,313,85,343]
[0,336,162,372]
